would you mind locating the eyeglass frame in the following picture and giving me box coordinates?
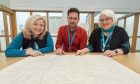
[99,17,112,23]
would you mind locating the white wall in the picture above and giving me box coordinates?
[0,0,9,7]
[9,0,140,12]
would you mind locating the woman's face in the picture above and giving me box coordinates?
[99,15,113,30]
[32,19,45,37]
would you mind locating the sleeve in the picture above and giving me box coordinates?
[37,32,54,53]
[120,29,130,54]
[86,31,95,52]
[55,27,63,49]
[79,29,87,49]
[87,43,94,52]
[5,33,27,57]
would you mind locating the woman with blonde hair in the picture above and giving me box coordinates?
[5,15,54,57]
[77,9,130,57]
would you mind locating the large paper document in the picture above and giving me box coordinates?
[0,55,140,84]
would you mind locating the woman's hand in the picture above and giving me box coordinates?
[31,50,42,57]
[103,50,116,57]
[26,48,33,56]
[26,48,42,57]
[103,49,124,57]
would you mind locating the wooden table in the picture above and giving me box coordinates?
[112,53,140,74]
[0,52,140,74]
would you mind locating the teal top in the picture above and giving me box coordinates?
[5,32,54,57]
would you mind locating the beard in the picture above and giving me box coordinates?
[69,22,77,29]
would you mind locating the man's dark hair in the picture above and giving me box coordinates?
[67,8,80,17]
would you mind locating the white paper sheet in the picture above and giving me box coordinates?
[0,55,140,84]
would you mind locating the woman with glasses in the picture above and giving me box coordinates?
[77,9,130,57]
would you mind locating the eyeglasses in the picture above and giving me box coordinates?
[99,18,112,23]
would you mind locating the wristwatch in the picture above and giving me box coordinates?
[114,50,118,53]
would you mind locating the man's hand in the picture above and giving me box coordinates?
[76,48,89,56]
[56,48,65,55]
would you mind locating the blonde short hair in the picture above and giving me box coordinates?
[23,15,47,39]
[99,9,118,24]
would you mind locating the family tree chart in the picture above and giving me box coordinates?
[0,55,140,84]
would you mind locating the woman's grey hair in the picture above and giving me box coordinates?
[99,9,118,24]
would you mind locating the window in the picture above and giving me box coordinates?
[7,15,11,35]
[0,11,4,35]
[125,16,134,48]
[79,13,90,35]
[94,13,100,23]
[138,15,140,36]
[48,12,63,35]
[136,14,140,51]
[136,38,140,51]
[118,19,124,28]
[16,12,30,33]
[0,11,6,51]
[0,37,6,51]
[116,14,127,28]
[116,14,127,18]
[48,12,62,49]
[126,16,134,36]
[32,12,46,16]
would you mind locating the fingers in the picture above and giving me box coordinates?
[76,50,85,56]
[76,50,81,55]
[115,49,124,55]
[80,52,85,55]
[36,51,42,55]
[26,47,33,51]
[58,51,65,55]
[32,51,42,57]
[56,48,65,55]
[26,48,34,55]
[61,51,65,55]
[104,50,116,57]
[26,50,42,57]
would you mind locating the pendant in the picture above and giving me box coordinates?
[102,48,104,52]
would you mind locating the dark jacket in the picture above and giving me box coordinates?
[88,25,130,54]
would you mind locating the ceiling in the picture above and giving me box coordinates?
[1,0,140,12]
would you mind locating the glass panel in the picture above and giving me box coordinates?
[32,12,46,16]
[0,11,4,35]
[7,15,11,35]
[129,37,132,48]
[126,16,134,36]
[52,36,57,50]
[138,14,140,36]
[94,13,100,23]
[116,14,127,18]
[118,19,124,28]
[0,37,6,51]
[79,13,90,35]
[48,12,63,35]
[9,37,12,43]
[116,14,126,28]
[136,38,140,50]
[16,12,30,34]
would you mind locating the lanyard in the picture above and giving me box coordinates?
[34,42,39,49]
[67,29,77,46]
[101,31,112,51]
